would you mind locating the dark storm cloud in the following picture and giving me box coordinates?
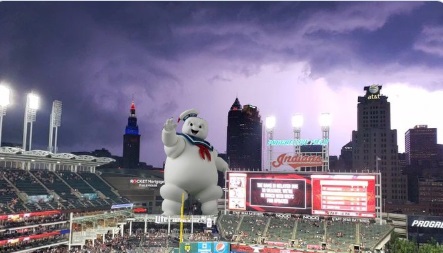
[0,2,442,166]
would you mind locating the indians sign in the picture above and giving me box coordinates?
[272,153,323,169]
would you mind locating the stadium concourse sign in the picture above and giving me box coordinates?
[408,215,443,244]
[267,138,329,146]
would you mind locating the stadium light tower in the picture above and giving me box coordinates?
[0,84,11,147]
[23,92,40,151]
[291,114,303,154]
[48,100,62,153]
[319,113,331,172]
[265,116,276,171]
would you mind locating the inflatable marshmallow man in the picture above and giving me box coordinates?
[161,109,229,215]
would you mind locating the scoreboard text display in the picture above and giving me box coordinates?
[311,174,376,217]
[228,172,311,214]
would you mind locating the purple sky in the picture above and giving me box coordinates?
[1,2,443,168]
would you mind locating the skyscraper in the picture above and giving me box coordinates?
[227,98,262,170]
[123,101,140,168]
[351,85,407,203]
[405,125,438,166]
[338,141,353,172]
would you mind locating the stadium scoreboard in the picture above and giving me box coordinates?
[311,174,376,218]
[227,172,377,217]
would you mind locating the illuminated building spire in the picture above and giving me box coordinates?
[230,97,242,111]
[123,100,140,168]
[130,101,136,116]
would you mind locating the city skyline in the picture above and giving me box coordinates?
[0,2,443,167]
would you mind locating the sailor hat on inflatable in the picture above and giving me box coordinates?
[178,109,199,123]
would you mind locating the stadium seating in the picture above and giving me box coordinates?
[265,216,296,242]
[325,220,357,252]
[11,169,48,196]
[217,214,392,252]
[78,172,125,204]
[217,214,241,240]
[55,171,95,195]
[0,167,129,214]
[236,215,269,243]
[360,222,393,249]
[0,170,30,213]
[31,169,88,209]
[295,219,325,247]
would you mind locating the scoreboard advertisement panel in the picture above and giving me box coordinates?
[311,174,376,218]
[228,172,312,214]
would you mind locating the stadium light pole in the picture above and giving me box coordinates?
[224,169,228,215]
[48,100,62,153]
[23,92,40,151]
[0,84,11,147]
[291,114,303,155]
[319,113,331,172]
[265,116,276,172]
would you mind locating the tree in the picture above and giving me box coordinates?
[387,233,443,253]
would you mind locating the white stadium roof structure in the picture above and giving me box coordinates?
[0,147,115,172]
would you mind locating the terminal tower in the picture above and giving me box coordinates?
[123,101,141,168]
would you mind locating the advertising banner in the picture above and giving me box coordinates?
[230,244,308,253]
[179,241,229,253]
[408,215,443,244]
[128,178,164,189]
[0,210,61,221]
[27,194,53,203]
[271,153,323,171]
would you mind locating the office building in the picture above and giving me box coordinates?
[351,85,407,204]
[226,98,262,170]
[338,141,353,172]
[405,125,438,166]
[123,101,141,168]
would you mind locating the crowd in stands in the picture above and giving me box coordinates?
[0,213,69,253]
[188,231,215,242]
[0,170,29,214]
[218,213,392,253]
[0,213,67,230]
[0,235,68,253]
[0,167,129,215]
[266,215,296,242]
[19,227,212,253]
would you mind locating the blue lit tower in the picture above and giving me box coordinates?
[123,101,140,168]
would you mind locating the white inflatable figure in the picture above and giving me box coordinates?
[161,109,229,215]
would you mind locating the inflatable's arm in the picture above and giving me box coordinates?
[162,118,185,158]
[215,156,229,172]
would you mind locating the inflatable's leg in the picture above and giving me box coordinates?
[201,200,218,215]
[160,184,188,216]
[195,185,222,215]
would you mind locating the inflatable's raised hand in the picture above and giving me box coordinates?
[164,118,177,132]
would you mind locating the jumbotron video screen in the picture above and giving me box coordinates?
[311,174,376,218]
[228,172,312,214]
[228,172,376,217]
